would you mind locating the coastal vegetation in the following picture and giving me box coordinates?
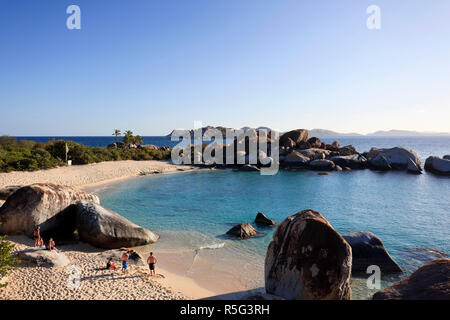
[0,135,170,173]
[0,225,19,287]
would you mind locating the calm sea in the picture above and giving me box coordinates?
[91,136,449,299]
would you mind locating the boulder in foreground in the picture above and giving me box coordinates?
[254,212,276,226]
[265,209,352,300]
[0,183,99,236]
[76,201,159,249]
[343,231,402,273]
[17,248,70,268]
[226,223,258,239]
[0,186,21,200]
[424,156,450,176]
[373,258,450,300]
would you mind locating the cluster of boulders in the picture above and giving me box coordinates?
[226,212,276,239]
[279,129,423,173]
[0,184,158,249]
[263,209,449,300]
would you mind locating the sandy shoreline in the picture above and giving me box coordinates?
[0,160,226,300]
[0,160,198,190]
[0,236,217,300]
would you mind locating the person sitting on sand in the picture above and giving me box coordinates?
[33,226,41,247]
[147,252,157,277]
[46,238,61,253]
[121,251,129,274]
[106,258,116,270]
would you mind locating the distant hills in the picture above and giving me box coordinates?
[310,128,450,137]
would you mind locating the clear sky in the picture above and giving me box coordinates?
[0,0,449,136]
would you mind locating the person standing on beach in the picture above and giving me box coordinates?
[33,226,41,247]
[147,252,157,277]
[122,251,129,274]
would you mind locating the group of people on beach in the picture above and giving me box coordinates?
[33,226,60,253]
[106,250,158,277]
[34,226,158,277]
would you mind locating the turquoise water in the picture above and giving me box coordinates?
[98,168,449,294]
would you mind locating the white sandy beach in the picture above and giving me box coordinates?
[0,160,197,190]
[0,236,218,300]
[0,160,223,300]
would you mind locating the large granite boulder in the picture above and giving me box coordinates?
[373,258,450,300]
[297,148,331,160]
[337,145,357,156]
[255,212,276,226]
[309,159,335,171]
[366,147,422,173]
[0,183,99,236]
[444,155,450,160]
[307,137,322,148]
[0,186,21,200]
[330,154,367,169]
[265,209,352,300]
[280,129,309,149]
[343,231,402,273]
[17,248,70,268]
[226,223,258,239]
[283,151,310,166]
[75,201,159,249]
[424,156,450,176]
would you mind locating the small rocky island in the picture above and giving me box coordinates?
[179,127,449,175]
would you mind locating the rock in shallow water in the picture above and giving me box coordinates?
[0,183,100,236]
[76,201,159,249]
[372,258,450,300]
[265,209,352,300]
[226,223,258,239]
[425,156,450,176]
[366,147,422,173]
[309,159,335,171]
[254,212,276,226]
[343,231,402,273]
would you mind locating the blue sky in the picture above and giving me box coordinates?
[0,0,449,135]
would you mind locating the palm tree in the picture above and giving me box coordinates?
[123,130,134,144]
[134,135,143,145]
[112,129,122,142]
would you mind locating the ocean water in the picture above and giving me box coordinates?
[94,136,449,298]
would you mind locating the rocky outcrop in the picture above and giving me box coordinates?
[280,129,309,149]
[343,231,402,273]
[307,137,322,148]
[337,145,357,156]
[265,209,352,300]
[373,258,450,300]
[330,154,367,169]
[0,184,99,236]
[75,201,159,249]
[297,148,331,160]
[226,223,258,239]
[255,212,276,226]
[0,186,21,200]
[309,159,335,171]
[444,155,450,160]
[283,151,310,166]
[17,248,70,268]
[365,147,422,173]
[425,156,450,176]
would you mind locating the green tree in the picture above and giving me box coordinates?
[112,129,122,143]
[0,226,20,288]
[134,135,143,145]
[123,130,134,145]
